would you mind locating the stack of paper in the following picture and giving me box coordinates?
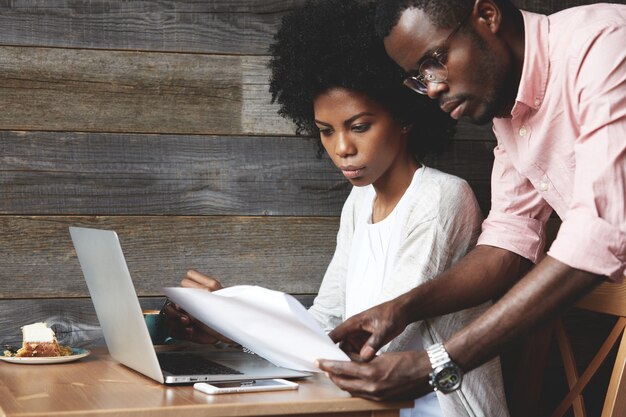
[162,285,349,372]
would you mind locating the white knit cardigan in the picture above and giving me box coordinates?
[309,166,510,417]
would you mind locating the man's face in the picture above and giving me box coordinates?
[383,7,512,125]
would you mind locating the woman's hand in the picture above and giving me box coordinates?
[181,269,223,291]
[164,270,236,346]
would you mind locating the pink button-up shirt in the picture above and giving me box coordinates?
[477,5,626,281]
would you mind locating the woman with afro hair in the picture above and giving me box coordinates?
[170,0,509,415]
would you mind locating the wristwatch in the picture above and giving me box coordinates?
[426,342,463,394]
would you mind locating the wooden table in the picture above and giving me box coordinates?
[0,348,411,417]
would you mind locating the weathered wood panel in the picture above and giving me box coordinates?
[0,1,619,55]
[0,0,309,55]
[424,140,495,180]
[0,48,294,135]
[0,132,348,216]
[0,46,243,135]
[0,295,316,348]
[455,121,496,143]
[0,131,492,215]
[1,216,339,299]
[0,46,497,141]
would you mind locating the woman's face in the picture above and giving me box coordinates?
[313,88,411,188]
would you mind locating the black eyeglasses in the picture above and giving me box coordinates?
[403,8,473,95]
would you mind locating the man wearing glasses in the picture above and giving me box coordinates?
[316,0,626,404]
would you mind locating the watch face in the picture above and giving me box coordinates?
[434,364,462,392]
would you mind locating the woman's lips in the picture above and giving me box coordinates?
[340,167,364,179]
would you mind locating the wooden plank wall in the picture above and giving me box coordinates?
[0,3,622,413]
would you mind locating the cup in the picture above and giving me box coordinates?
[142,309,168,345]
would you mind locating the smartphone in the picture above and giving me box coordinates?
[193,379,299,394]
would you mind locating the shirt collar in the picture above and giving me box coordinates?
[512,10,550,114]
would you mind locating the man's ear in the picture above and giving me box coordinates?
[474,0,502,34]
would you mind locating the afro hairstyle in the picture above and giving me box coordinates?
[268,0,456,160]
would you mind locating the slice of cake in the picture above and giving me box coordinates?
[15,322,61,357]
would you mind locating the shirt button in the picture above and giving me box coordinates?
[539,181,549,191]
[519,126,528,136]
[534,98,542,108]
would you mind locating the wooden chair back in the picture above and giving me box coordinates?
[510,281,626,417]
[549,281,626,417]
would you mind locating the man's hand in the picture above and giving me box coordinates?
[316,350,432,401]
[329,298,411,361]
[330,247,529,362]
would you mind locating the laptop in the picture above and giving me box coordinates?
[69,226,311,384]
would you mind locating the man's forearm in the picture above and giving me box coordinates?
[396,245,532,324]
[445,255,603,371]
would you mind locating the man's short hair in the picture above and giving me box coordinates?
[375,0,473,38]
[375,0,515,38]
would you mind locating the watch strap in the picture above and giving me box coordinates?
[426,342,451,369]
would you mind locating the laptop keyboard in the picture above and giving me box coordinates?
[157,353,243,376]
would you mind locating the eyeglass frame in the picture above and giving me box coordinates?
[403,7,474,95]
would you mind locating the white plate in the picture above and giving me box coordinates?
[0,348,90,364]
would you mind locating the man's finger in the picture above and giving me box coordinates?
[346,351,366,362]
[360,335,380,361]
[317,365,384,401]
[315,359,373,380]
[327,321,351,343]
[326,377,381,401]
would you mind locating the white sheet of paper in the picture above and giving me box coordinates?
[162,285,350,372]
